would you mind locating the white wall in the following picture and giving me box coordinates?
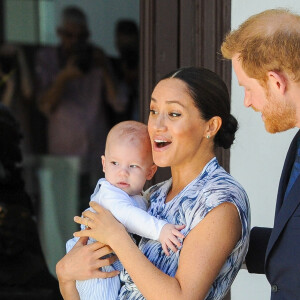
[230,1,300,299]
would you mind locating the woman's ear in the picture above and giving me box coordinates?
[267,71,287,95]
[146,164,157,180]
[205,116,222,138]
[101,155,106,173]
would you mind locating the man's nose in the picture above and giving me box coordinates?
[244,91,251,107]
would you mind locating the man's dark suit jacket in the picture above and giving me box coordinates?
[246,130,300,300]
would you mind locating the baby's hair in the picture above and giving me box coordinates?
[106,121,152,154]
[109,120,148,140]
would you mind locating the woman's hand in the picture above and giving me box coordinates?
[73,201,127,246]
[56,236,119,284]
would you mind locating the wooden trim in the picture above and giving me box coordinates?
[140,0,232,182]
[139,1,155,123]
[179,0,196,67]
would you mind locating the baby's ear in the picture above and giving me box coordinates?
[101,155,106,173]
[146,164,157,180]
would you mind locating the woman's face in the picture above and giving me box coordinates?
[148,78,209,168]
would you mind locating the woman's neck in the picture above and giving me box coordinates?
[165,152,215,203]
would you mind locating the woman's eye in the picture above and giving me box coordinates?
[111,161,118,166]
[149,109,158,115]
[169,112,181,117]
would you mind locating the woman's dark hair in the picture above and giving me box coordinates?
[161,67,238,149]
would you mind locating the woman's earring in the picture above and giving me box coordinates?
[206,135,210,139]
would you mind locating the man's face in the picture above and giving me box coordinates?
[57,22,88,52]
[232,54,296,133]
[116,33,138,55]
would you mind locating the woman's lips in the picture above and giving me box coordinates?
[153,138,172,151]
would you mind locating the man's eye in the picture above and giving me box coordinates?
[111,161,118,165]
[169,112,181,117]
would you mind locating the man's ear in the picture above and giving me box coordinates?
[101,155,106,173]
[268,71,287,95]
[146,164,157,180]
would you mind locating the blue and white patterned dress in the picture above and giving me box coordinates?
[118,157,250,300]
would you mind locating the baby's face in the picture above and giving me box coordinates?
[102,139,156,196]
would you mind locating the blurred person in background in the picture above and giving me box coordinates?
[35,6,121,213]
[0,44,33,153]
[108,19,139,125]
[0,103,62,300]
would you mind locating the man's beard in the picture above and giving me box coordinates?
[262,91,296,133]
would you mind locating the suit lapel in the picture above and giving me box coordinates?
[274,131,300,216]
[265,130,300,263]
[266,176,300,261]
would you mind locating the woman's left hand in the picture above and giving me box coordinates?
[73,201,126,245]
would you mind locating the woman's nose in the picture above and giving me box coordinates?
[151,113,167,131]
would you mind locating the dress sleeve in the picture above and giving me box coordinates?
[96,182,167,241]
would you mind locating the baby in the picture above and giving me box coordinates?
[66,120,184,300]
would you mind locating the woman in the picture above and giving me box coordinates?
[56,67,250,300]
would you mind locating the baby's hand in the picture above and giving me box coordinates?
[159,223,185,256]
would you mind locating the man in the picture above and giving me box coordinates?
[108,19,139,125]
[221,8,300,299]
[35,6,119,212]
